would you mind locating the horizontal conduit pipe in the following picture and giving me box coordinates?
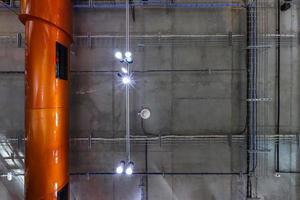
[74,34,244,39]
[0,2,243,10]
[75,3,243,9]
[13,171,300,177]
[0,134,298,144]
[9,172,247,177]
[69,172,246,176]
[0,34,296,39]
[0,68,247,74]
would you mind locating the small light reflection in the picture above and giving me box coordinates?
[55,182,58,197]
[5,159,14,166]
[54,150,58,164]
[55,112,59,127]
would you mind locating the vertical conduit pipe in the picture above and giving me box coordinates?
[19,0,72,199]
[275,0,281,173]
[246,1,258,198]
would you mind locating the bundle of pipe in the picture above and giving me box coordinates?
[19,0,72,199]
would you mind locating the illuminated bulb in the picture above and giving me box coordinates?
[116,166,123,174]
[126,56,133,63]
[115,51,123,60]
[6,172,12,181]
[116,161,125,174]
[125,167,132,175]
[125,51,132,58]
[125,162,134,175]
[121,67,128,74]
[122,76,131,85]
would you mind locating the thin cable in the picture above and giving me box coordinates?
[125,0,131,162]
[125,70,130,162]
[126,0,130,51]
[275,0,281,173]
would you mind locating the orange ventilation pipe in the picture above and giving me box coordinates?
[19,0,72,199]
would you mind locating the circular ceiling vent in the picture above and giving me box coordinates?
[138,108,151,120]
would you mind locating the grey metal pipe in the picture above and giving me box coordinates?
[69,171,246,176]
[0,134,297,144]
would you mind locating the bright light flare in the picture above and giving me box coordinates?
[125,51,132,58]
[125,162,134,175]
[122,76,131,85]
[121,67,128,74]
[125,167,133,175]
[117,73,135,87]
[116,166,123,174]
[7,172,12,181]
[126,56,133,63]
[116,161,125,174]
[115,51,123,60]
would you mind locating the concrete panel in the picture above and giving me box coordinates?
[0,48,24,71]
[173,46,233,70]
[172,98,232,133]
[70,74,113,137]
[0,75,24,137]
[172,176,232,200]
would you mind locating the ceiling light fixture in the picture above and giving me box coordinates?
[116,161,125,174]
[125,51,132,58]
[121,67,128,74]
[125,162,134,175]
[122,76,131,85]
[115,51,123,60]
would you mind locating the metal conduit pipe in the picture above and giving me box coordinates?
[275,0,281,173]
[0,69,246,75]
[0,2,243,9]
[19,0,72,199]
[10,172,247,177]
[246,1,258,198]
[0,33,297,39]
[74,2,243,9]
[74,34,244,39]
[69,172,246,176]
[0,134,298,144]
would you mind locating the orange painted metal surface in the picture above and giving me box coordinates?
[19,0,72,199]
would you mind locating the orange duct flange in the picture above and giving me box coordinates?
[19,0,72,199]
